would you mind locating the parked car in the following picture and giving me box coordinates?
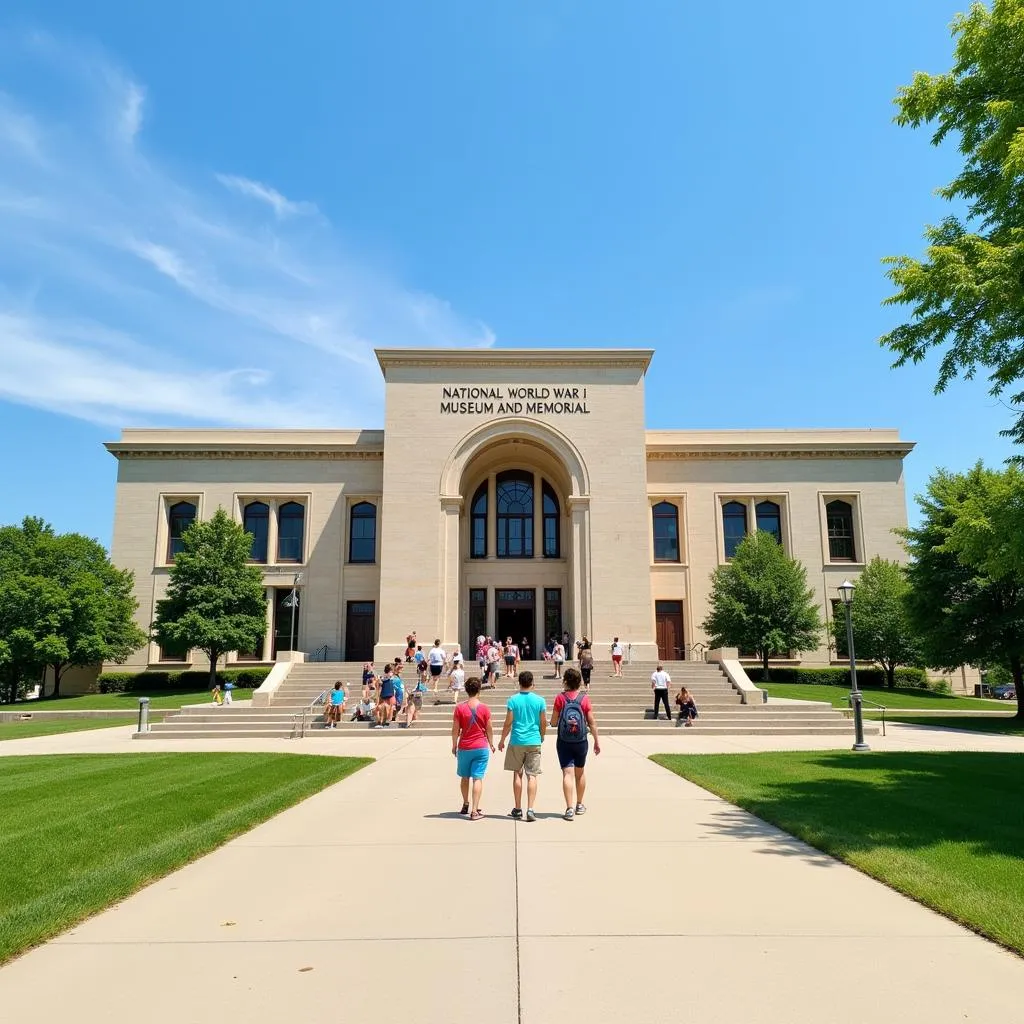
[992,684,1016,701]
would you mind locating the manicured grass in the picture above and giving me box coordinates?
[878,714,1024,735]
[0,719,134,742]
[759,682,999,710]
[653,751,1024,955]
[0,753,370,963]
[10,690,220,712]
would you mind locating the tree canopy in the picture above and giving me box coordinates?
[880,1,1024,444]
[152,507,268,687]
[831,557,922,688]
[902,463,1024,717]
[0,517,146,702]
[701,532,821,680]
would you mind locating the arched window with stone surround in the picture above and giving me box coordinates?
[542,482,560,558]
[826,500,856,561]
[167,501,197,562]
[243,501,270,562]
[652,501,680,562]
[349,502,377,563]
[496,470,534,558]
[755,500,782,546]
[470,482,488,558]
[722,501,747,559]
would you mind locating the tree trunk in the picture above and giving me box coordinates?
[761,650,770,683]
[886,662,896,690]
[1012,655,1024,721]
[208,651,219,691]
[49,664,64,700]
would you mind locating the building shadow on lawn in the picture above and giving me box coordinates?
[662,751,1024,868]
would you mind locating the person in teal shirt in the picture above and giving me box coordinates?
[497,671,547,822]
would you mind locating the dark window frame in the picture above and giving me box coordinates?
[166,500,197,563]
[496,470,534,559]
[348,501,377,564]
[652,500,681,563]
[470,482,488,559]
[826,500,857,562]
[243,501,270,563]
[722,500,748,560]
[755,500,782,546]
[542,482,560,558]
[277,501,306,563]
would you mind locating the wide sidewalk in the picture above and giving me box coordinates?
[1,725,1022,1023]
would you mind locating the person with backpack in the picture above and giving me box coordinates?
[497,670,547,822]
[550,667,601,821]
[452,677,495,820]
[578,639,594,691]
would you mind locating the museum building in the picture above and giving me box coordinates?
[106,348,914,669]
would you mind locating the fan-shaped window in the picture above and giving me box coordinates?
[277,502,305,563]
[755,500,782,546]
[243,501,270,563]
[496,471,533,558]
[652,501,680,562]
[722,501,748,559]
[542,482,560,558]
[349,502,376,563]
[470,482,487,559]
[826,500,856,561]
[167,501,196,562]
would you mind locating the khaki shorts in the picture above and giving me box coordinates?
[504,745,543,776]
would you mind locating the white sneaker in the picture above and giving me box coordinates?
[564,807,575,821]
[575,803,587,815]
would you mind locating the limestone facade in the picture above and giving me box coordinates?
[105,348,915,671]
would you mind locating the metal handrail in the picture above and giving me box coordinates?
[309,644,329,662]
[294,690,328,738]
[687,643,707,662]
[847,694,886,737]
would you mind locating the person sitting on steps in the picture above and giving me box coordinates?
[675,686,698,727]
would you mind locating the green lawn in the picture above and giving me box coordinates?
[759,682,999,711]
[0,753,370,963]
[878,714,1024,735]
[653,751,1024,955]
[0,719,134,742]
[9,689,220,712]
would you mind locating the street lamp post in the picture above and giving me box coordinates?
[838,579,870,752]
[289,572,303,654]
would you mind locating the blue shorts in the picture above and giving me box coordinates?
[556,739,588,769]
[456,747,490,780]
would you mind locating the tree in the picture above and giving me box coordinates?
[0,518,147,702]
[702,532,822,680]
[152,507,267,688]
[830,557,922,688]
[880,1,1024,444]
[902,463,1024,719]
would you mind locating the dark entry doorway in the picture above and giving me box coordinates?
[495,588,535,658]
[655,600,684,661]
[345,601,375,662]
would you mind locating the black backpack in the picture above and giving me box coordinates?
[558,693,587,742]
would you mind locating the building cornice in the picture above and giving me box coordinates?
[646,446,914,460]
[105,445,384,461]
[375,347,654,375]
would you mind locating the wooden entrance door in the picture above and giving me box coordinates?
[345,601,375,662]
[655,600,684,661]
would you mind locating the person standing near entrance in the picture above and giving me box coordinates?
[503,637,517,678]
[427,638,447,694]
[551,667,601,820]
[551,639,565,680]
[651,663,672,721]
[498,670,547,822]
[610,637,624,677]
[452,677,494,820]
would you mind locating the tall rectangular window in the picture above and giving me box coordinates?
[826,500,856,561]
[349,502,377,563]
[722,501,748,559]
[652,501,680,562]
[243,501,270,563]
[277,502,305,563]
[167,501,197,562]
[755,500,782,546]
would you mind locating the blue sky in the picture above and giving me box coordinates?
[0,1,1015,545]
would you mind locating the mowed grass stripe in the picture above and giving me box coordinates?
[0,753,370,964]
[652,751,1024,955]
[0,719,135,742]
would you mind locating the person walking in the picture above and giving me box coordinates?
[550,667,601,820]
[427,638,448,694]
[445,660,466,705]
[551,639,565,680]
[503,637,517,678]
[375,666,397,727]
[578,642,594,692]
[651,662,672,721]
[452,677,495,820]
[498,670,547,822]
[610,637,624,677]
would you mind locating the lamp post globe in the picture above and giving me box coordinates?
[838,579,870,752]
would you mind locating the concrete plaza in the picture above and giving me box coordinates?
[0,723,1022,1023]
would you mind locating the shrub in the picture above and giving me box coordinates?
[97,668,271,694]
[744,666,946,693]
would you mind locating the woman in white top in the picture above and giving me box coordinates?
[611,637,624,677]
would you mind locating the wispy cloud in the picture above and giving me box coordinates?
[0,33,494,429]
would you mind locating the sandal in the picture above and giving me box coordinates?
[460,802,469,815]
[469,810,484,821]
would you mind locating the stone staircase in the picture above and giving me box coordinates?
[137,660,872,740]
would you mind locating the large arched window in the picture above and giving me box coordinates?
[755,500,782,546]
[167,501,196,562]
[470,482,488,559]
[496,470,533,558]
[542,482,560,558]
[652,501,680,562]
[277,502,305,563]
[826,500,856,561]
[349,502,377,563]
[243,501,270,563]
[722,501,748,559]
